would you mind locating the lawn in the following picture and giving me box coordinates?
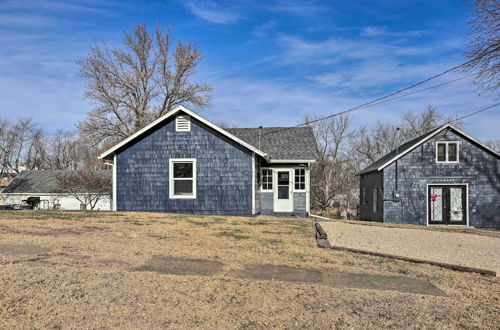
[0,211,498,329]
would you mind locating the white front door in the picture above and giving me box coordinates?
[273,169,293,212]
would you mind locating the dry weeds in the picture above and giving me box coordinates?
[0,210,498,329]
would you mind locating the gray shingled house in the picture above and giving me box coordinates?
[358,123,500,228]
[2,170,111,210]
[99,105,316,216]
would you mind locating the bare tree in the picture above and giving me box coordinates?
[464,0,500,91]
[0,118,36,174]
[307,114,357,215]
[77,24,212,146]
[485,139,500,152]
[401,105,456,139]
[54,169,112,210]
[351,122,404,169]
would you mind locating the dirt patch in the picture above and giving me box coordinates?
[231,264,444,296]
[231,264,323,284]
[0,244,50,255]
[133,256,224,276]
[322,272,445,296]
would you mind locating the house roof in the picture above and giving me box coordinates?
[100,105,316,163]
[2,170,111,194]
[358,123,500,175]
[226,127,316,161]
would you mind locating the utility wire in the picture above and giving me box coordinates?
[257,46,499,139]
[448,102,500,124]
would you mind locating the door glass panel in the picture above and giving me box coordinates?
[430,187,443,222]
[278,172,289,185]
[277,171,290,200]
[449,187,463,222]
[278,186,289,199]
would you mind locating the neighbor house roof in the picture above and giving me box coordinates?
[358,123,500,175]
[2,170,111,194]
[226,127,316,161]
[100,105,316,163]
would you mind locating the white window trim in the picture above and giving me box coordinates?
[261,168,273,191]
[294,168,306,192]
[435,141,459,164]
[372,188,378,213]
[175,115,191,132]
[169,158,196,199]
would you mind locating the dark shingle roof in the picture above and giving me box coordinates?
[226,127,316,161]
[3,170,111,194]
[358,128,439,175]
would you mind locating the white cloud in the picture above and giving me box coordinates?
[184,1,242,24]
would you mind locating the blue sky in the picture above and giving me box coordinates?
[0,0,498,140]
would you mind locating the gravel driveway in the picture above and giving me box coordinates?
[320,221,500,276]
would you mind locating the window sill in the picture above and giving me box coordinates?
[169,195,196,199]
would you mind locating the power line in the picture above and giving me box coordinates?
[257,46,499,139]
[448,103,500,123]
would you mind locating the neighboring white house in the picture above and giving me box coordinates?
[2,170,111,211]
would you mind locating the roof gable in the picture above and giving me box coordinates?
[358,124,500,175]
[100,106,267,160]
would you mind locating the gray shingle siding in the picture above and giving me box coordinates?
[116,117,253,215]
[260,192,273,215]
[380,129,500,228]
[293,192,307,217]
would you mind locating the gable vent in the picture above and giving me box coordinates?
[176,115,191,132]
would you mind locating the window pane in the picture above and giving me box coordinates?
[448,143,457,161]
[262,169,272,190]
[295,169,305,190]
[278,186,289,199]
[437,143,446,161]
[173,162,193,178]
[174,179,193,195]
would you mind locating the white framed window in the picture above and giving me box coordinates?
[372,188,378,213]
[294,168,306,191]
[175,115,191,132]
[261,168,273,191]
[169,158,196,199]
[436,141,459,163]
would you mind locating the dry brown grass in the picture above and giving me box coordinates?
[0,211,498,329]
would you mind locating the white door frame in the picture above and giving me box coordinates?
[426,183,469,226]
[273,168,294,212]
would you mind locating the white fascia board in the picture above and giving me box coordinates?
[269,159,316,164]
[376,123,500,172]
[99,105,268,160]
